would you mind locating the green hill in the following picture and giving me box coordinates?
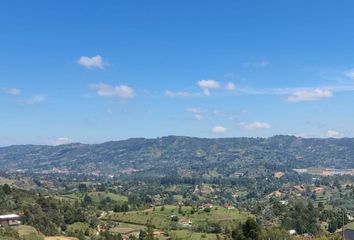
[1,136,354,178]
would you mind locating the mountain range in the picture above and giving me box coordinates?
[1,135,354,178]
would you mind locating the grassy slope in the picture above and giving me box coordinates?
[87,192,128,203]
[106,205,250,229]
[58,191,128,203]
[169,230,218,240]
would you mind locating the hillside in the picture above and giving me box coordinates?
[1,135,354,178]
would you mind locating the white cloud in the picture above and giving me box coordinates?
[212,125,226,134]
[325,130,343,138]
[52,137,72,145]
[344,69,354,79]
[186,108,207,120]
[20,94,46,105]
[287,89,332,102]
[197,80,220,95]
[239,121,271,130]
[90,83,135,98]
[186,107,206,114]
[226,82,236,91]
[1,87,21,96]
[77,55,106,69]
[244,60,269,68]
[213,110,227,117]
[237,85,354,98]
[165,90,190,97]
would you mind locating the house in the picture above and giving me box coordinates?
[274,172,285,179]
[153,231,166,237]
[0,214,21,227]
[179,220,192,227]
[224,203,235,210]
[313,187,324,193]
[198,203,213,211]
[203,203,213,209]
[293,185,305,192]
[269,190,285,198]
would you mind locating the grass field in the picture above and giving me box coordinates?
[87,192,128,203]
[106,205,250,230]
[345,221,354,230]
[15,225,42,238]
[0,177,15,185]
[67,222,89,232]
[58,191,128,204]
[44,237,78,240]
[0,237,18,240]
[169,230,218,240]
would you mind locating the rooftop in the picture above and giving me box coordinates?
[0,214,20,219]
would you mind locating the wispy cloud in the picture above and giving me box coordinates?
[20,94,46,105]
[287,89,332,102]
[344,68,354,80]
[213,110,227,117]
[238,84,354,101]
[244,60,269,68]
[186,107,207,120]
[197,80,220,95]
[212,125,226,134]
[89,83,135,98]
[78,55,107,69]
[186,107,207,114]
[225,82,236,91]
[1,87,21,96]
[239,121,271,130]
[165,90,191,97]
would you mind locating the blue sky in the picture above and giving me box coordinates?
[1,0,354,145]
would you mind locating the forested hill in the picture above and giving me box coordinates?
[1,135,354,177]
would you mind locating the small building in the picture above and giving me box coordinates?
[179,220,192,227]
[153,231,166,237]
[313,187,324,193]
[293,185,305,192]
[224,203,235,210]
[269,190,285,198]
[274,172,285,179]
[0,214,21,227]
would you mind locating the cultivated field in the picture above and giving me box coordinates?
[105,205,250,230]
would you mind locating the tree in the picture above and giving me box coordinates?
[84,194,93,205]
[231,218,262,240]
[3,184,12,194]
[78,183,88,192]
[0,227,20,240]
[242,218,262,240]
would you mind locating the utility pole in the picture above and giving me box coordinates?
[342,208,345,240]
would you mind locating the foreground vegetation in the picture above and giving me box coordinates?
[2,136,354,239]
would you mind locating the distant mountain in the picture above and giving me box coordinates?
[1,135,354,177]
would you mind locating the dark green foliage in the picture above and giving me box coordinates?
[282,201,320,235]
[231,218,262,240]
[3,184,12,194]
[0,227,20,240]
